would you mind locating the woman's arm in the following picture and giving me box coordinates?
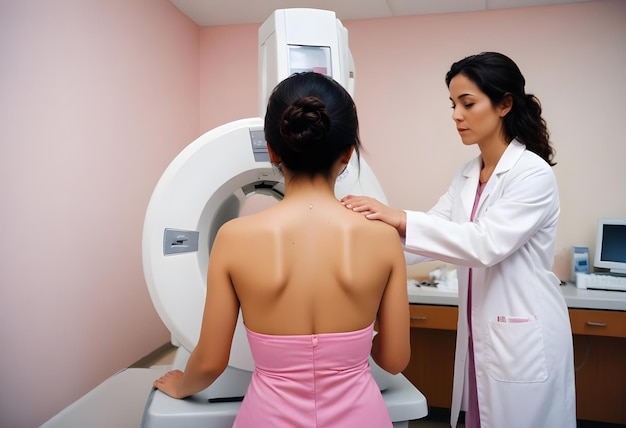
[153,227,240,399]
[371,234,410,374]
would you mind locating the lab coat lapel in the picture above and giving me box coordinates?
[497,139,526,170]
[466,140,527,218]
[484,140,526,203]
[460,157,482,221]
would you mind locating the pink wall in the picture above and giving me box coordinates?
[0,1,199,426]
[199,24,260,130]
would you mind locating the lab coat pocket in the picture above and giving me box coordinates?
[486,319,548,383]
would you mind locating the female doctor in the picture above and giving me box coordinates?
[342,52,576,428]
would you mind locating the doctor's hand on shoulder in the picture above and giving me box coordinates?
[341,195,407,237]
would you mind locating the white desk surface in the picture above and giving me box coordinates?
[408,282,626,311]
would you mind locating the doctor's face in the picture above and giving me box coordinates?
[449,73,506,147]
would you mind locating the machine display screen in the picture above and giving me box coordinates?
[288,45,331,76]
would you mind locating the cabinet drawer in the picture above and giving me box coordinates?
[569,309,626,338]
[409,305,458,330]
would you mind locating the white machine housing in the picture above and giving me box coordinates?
[258,8,355,116]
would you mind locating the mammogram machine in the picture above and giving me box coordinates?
[141,9,427,427]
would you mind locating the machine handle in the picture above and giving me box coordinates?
[585,321,607,327]
[410,316,427,321]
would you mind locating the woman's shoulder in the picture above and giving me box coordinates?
[346,208,402,242]
[218,201,399,238]
[514,149,556,181]
[502,148,558,197]
[214,212,268,243]
[495,141,554,180]
[504,140,551,170]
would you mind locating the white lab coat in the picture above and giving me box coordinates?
[403,140,576,428]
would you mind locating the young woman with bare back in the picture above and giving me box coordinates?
[153,72,410,427]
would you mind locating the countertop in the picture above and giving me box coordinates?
[407,282,626,311]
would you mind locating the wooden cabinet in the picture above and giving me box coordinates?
[403,305,457,409]
[403,304,626,425]
[408,304,458,331]
[569,308,626,424]
[569,308,626,337]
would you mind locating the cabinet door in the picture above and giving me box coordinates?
[569,308,626,337]
[409,305,458,330]
[569,309,626,424]
[403,305,458,408]
[403,305,626,424]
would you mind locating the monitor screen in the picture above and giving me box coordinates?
[594,218,626,274]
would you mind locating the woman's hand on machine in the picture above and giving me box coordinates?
[340,195,407,236]
[153,369,184,399]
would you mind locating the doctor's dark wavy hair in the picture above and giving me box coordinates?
[264,72,361,178]
[445,52,556,166]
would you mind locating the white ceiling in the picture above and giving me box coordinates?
[170,0,595,26]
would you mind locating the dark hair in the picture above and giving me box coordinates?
[264,72,361,178]
[445,52,556,166]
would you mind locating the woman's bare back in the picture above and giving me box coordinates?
[215,196,405,336]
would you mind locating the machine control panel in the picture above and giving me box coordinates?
[249,127,268,162]
[163,228,199,255]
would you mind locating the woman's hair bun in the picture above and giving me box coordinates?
[279,96,331,153]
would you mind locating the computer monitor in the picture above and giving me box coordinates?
[594,218,626,275]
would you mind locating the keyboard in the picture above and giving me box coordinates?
[576,272,626,291]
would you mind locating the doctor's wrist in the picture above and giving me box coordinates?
[397,211,407,238]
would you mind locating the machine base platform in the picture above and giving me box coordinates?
[42,366,427,428]
[142,370,427,428]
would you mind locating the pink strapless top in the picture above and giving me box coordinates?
[232,322,392,428]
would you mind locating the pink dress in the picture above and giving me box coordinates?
[232,322,392,428]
